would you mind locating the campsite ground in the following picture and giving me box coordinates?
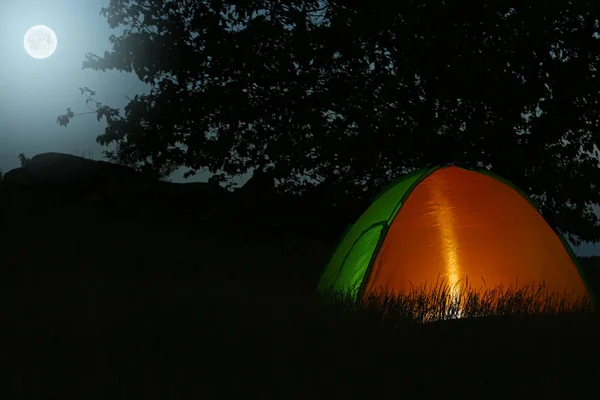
[0,271,598,398]
[0,216,599,398]
[0,164,599,398]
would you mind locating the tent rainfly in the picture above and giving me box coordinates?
[317,165,593,304]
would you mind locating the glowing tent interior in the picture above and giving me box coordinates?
[317,165,592,303]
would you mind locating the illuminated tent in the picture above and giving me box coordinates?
[317,165,592,302]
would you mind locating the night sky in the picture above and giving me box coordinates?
[0,0,598,256]
[0,0,157,177]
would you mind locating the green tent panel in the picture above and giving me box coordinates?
[330,224,385,297]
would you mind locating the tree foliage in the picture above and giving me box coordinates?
[57,0,600,245]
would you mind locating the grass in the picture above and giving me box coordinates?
[325,275,595,325]
[0,201,599,398]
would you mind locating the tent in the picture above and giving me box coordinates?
[317,165,593,303]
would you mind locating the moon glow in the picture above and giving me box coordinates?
[24,25,57,59]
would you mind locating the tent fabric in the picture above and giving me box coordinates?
[317,165,592,303]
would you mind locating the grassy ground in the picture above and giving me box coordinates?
[0,202,599,398]
[0,273,597,399]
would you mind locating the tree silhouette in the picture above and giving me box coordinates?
[58,0,600,245]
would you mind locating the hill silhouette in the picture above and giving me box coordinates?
[0,152,352,286]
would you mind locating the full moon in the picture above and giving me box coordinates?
[24,25,57,59]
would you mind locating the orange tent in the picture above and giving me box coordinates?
[317,165,592,303]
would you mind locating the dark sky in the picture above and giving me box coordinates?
[0,0,598,256]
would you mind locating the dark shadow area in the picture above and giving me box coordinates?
[3,0,600,397]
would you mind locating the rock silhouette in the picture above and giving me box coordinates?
[3,152,142,185]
